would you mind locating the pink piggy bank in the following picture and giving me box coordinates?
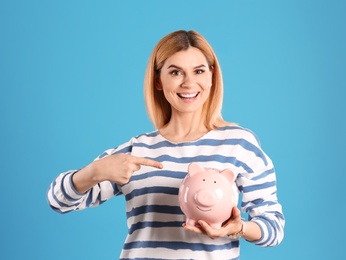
[178,162,238,230]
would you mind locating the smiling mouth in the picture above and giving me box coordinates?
[197,206,212,212]
[177,92,199,99]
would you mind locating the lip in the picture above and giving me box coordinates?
[177,92,199,99]
[196,206,212,212]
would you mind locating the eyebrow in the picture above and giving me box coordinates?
[166,64,207,70]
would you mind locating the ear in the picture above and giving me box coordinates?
[155,75,162,91]
[208,65,214,88]
[210,65,214,73]
[188,162,204,177]
[220,169,236,183]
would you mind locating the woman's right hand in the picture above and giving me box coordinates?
[72,153,163,193]
[94,153,163,184]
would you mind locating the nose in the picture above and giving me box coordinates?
[181,73,195,88]
[194,190,216,207]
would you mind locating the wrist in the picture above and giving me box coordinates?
[87,160,105,183]
[72,162,102,194]
[228,219,246,240]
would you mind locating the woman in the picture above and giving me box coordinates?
[47,30,285,259]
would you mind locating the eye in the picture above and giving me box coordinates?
[170,70,182,76]
[203,179,205,181]
[214,181,216,183]
[195,69,204,74]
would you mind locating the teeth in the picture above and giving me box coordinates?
[178,92,198,98]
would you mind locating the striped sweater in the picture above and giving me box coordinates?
[47,126,285,260]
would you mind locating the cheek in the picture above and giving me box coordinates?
[201,74,213,89]
[160,76,179,92]
[202,79,213,91]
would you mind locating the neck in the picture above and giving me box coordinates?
[159,113,209,143]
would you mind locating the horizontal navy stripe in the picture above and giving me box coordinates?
[127,205,182,218]
[128,221,183,235]
[129,170,186,182]
[113,145,132,154]
[125,186,178,201]
[241,198,265,207]
[123,239,239,252]
[218,125,256,134]
[98,145,132,159]
[238,180,276,193]
[136,131,161,139]
[251,167,275,181]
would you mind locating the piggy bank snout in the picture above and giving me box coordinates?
[194,190,217,207]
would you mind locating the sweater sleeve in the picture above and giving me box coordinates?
[236,130,285,247]
[47,146,128,214]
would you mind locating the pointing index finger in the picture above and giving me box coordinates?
[133,156,163,169]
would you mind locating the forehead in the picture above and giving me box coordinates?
[162,47,208,68]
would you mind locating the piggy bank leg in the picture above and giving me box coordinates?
[185,218,197,228]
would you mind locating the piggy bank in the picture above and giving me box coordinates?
[178,162,238,230]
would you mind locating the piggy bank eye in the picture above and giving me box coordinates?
[203,179,205,181]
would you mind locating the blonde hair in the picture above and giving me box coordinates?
[144,30,230,130]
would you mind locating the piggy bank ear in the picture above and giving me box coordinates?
[220,169,236,183]
[188,162,204,176]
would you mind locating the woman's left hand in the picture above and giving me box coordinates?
[183,206,243,239]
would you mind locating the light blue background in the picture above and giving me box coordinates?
[1,0,345,259]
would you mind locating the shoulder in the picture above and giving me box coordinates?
[133,130,160,141]
[130,130,163,146]
[214,125,261,147]
[215,125,273,169]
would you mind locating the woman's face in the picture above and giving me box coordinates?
[158,47,213,117]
